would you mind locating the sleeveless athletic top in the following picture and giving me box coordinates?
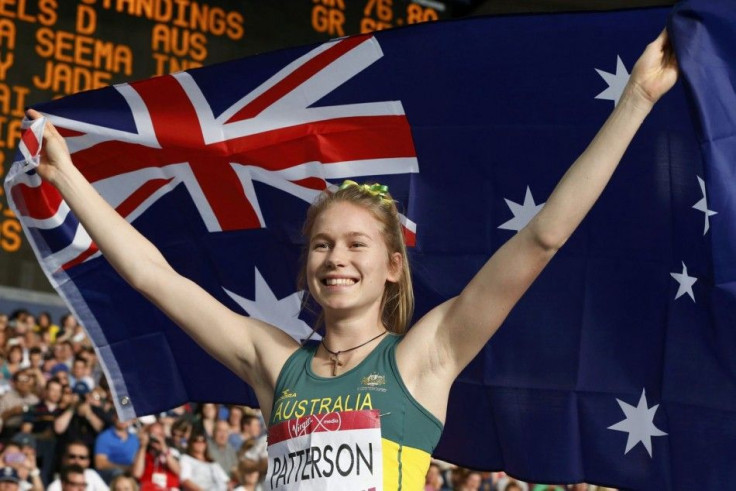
[268,333,443,490]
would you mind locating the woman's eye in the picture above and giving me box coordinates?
[313,242,329,250]
[351,242,366,248]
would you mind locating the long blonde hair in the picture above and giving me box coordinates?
[299,182,414,334]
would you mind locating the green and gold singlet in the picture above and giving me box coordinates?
[268,333,443,490]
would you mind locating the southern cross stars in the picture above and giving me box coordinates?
[670,261,697,302]
[692,176,717,235]
[498,186,545,232]
[608,388,667,457]
[223,268,315,341]
[595,55,630,106]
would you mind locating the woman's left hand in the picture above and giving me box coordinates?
[628,29,679,106]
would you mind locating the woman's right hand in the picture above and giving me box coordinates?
[25,108,74,184]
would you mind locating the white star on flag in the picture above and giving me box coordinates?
[670,261,697,302]
[223,268,316,341]
[692,176,717,235]
[595,55,630,106]
[608,388,667,457]
[498,186,545,232]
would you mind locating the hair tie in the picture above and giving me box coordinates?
[339,180,390,200]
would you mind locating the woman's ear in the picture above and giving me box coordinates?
[387,252,403,283]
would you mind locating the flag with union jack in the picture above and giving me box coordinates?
[6,1,736,488]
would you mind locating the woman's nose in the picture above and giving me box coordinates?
[325,247,346,268]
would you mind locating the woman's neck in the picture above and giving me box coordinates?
[323,310,386,348]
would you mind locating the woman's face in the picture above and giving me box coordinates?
[306,202,400,320]
[189,436,208,457]
[7,346,21,363]
[202,403,217,419]
[228,406,243,425]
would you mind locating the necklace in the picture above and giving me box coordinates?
[321,330,388,376]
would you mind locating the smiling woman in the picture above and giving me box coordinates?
[25,25,677,490]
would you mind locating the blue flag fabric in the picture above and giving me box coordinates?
[5,1,736,488]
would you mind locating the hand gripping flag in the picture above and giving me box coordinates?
[6,1,736,488]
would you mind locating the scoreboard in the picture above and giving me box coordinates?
[0,0,449,292]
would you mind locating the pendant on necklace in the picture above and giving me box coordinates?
[329,353,344,376]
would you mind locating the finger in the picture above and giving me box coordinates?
[26,108,43,120]
[661,30,678,70]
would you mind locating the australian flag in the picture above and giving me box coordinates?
[5,0,736,488]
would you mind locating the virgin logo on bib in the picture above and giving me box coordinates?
[266,409,383,490]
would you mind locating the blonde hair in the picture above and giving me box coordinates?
[300,183,414,334]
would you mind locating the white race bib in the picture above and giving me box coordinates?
[266,409,383,490]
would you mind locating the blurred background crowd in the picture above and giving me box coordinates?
[0,308,619,491]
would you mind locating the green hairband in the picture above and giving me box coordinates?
[339,180,390,200]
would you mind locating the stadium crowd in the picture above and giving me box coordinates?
[0,308,618,491]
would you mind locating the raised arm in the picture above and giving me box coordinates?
[399,30,678,414]
[26,109,299,405]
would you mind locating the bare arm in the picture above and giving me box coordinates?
[399,30,679,415]
[27,109,299,399]
[54,406,74,434]
[131,429,148,479]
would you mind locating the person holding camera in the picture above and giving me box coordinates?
[55,381,112,453]
[131,421,180,491]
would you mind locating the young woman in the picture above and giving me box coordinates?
[179,431,230,491]
[26,29,677,490]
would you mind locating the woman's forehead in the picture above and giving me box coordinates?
[312,202,382,236]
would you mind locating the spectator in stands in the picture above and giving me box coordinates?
[59,464,87,491]
[233,461,261,491]
[179,430,229,491]
[51,343,72,371]
[55,380,111,451]
[131,420,180,491]
[78,348,102,387]
[0,440,43,491]
[21,331,41,355]
[208,420,237,478]
[228,409,260,451]
[36,312,60,343]
[459,471,482,491]
[234,412,267,478]
[225,405,243,438]
[424,462,444,490]
[499,479,528,491]
[93,414,139,483]
[1,345,25,381]
[26,350,43,373]
[168,418,192,454]
[51,367,71,390]
[193,404,217,439]
[232,410,263,450]
[47,440,108,491]
[69,358,95,393]
[0,466,20,491]
[57,315,78,345]
[21,377,65,484]
[108,474,138,491]
[0,369,40,438]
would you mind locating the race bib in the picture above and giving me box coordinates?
[266,409,383,490]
